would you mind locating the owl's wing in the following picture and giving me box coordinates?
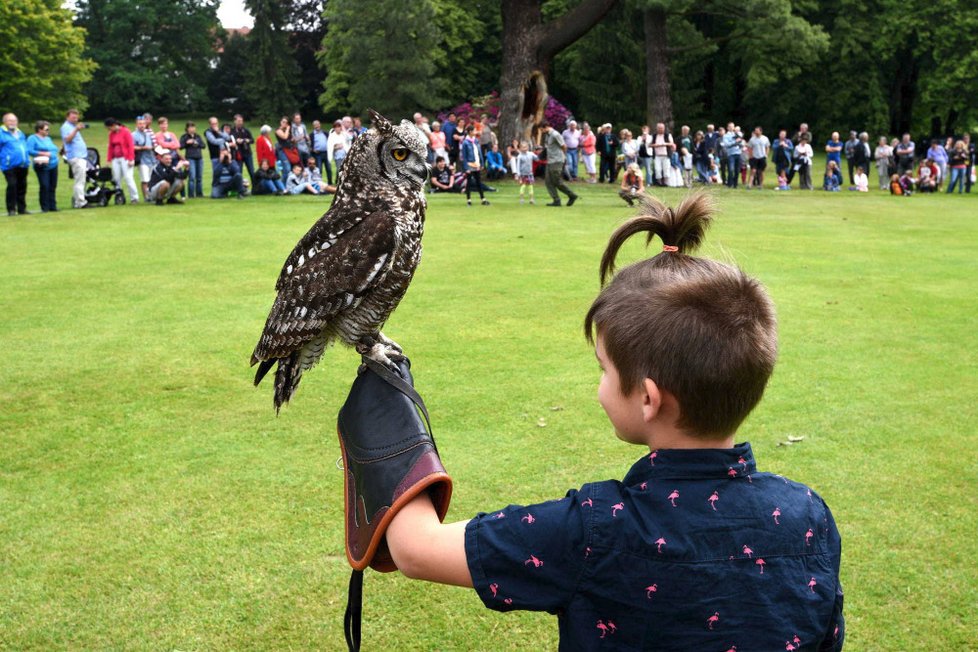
[251,209,397,367]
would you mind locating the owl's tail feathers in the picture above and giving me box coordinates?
[250,355,302,412]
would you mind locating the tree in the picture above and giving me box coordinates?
[497,0,618,146]
[243,0,300,121]
[75,0,222,116]
[319,0,445,118]
[283,0,327,116]
[209,32,253,118]
[0,0,95,118]
[636,0,828,131]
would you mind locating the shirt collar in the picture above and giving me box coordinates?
[623,442,756,484]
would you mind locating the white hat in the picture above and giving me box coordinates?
[154,145,168,155]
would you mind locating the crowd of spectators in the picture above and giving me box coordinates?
[0,109,354,213]
[3,107,977,216]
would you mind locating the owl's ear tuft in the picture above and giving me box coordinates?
[367,109,393,136]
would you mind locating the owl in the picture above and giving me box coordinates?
[251,110,430,410]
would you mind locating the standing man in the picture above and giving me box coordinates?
[651,122,675,187]
[291,112,310,160]
[541,121,578,207]
[1,113,30,216]
[825,131,843,176]
[232,114,255,183]
[204,116,228,173]
[597,123,619,183]
[133,117,156,201]
[311,119,331,184]
[746,126,770,188]
[60,109,89,209]
[561,120,581,181]
[327,119,350,176]
[894,133,915,174]
[843,130,860,185]
[441,113,458,164]
[721,123,743,188]
[104,118,139,204]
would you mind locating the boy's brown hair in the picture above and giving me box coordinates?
[585,193,777,438]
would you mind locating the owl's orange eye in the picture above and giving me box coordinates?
[391,148,409,161]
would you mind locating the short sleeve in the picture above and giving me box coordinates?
[465,486,593,614]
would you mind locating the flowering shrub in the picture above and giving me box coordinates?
[438,91,574,131]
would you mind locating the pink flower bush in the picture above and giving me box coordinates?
[438,91,574,131]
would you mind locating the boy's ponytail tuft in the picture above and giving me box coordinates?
[599,192,716,286]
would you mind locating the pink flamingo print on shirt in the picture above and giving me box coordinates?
[585,546,591,558]
[725,647,737,652]
[655,537,666,553]
[649,451,658,466]
[772,507,781,525]
[524,554,544,568]
[808,577,817,592]
[581,497,593,508]
[521,513,535,524]
[494,512,505,519]
[707,612,719,630]
[756,558,766,574]
[785,641,796,651]
[805,529,814,546]
[607,621,617,634]
[708,491,719,511]
[489,583,498,598]
[742,545,753,558]
[728,467,738,478]
[738,456,748,469]
[645,583,658,598]
[503,597,512,605]
[596,620,609,638]
[611,502,624,517]
[793,634,802,647]
[667,490,680,507]
[639,481,647,490]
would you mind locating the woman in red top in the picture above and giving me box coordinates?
[256,125,276,169]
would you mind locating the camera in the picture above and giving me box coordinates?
[82,123,89,129]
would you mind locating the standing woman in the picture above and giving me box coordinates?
[580,122,597,183]
[0,113,30,215]
[620,129,639,169]
[794,133,814,190]
[26,121,59,212]
[946,141,969,194]
[874,137,892,191]
[256,125,277,170]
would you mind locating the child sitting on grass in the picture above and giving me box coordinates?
[852,166,869,192]
[340,194,844,651]
[775,169,791,190]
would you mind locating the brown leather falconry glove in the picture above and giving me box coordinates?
[336,356,452,650]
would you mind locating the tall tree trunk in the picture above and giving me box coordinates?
[499,0,618,147]
[643,8,674,132]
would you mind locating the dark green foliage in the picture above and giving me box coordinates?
[0,0,96,117]
[243,0,300,122]
[209,33,253,118]
[75,0,221,116]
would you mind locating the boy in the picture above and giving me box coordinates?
[338,194,844,650]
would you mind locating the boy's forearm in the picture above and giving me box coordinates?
[387,493,473,588]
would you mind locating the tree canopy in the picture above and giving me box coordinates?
[0,0,95,118]
[75,0,222,116]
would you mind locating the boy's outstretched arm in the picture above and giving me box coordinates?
[387,493,473,588]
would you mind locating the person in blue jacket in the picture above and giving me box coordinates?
[1,113,31,216]
[26,120,60,212]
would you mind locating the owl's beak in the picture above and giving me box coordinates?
[423,163,434,182]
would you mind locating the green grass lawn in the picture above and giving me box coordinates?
[2,146,977,649]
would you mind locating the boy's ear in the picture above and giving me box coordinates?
[641,378,662,423]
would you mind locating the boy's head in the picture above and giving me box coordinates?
[519,141,529,152]
[293,163,303,174]
[585,194,778,441]
[434,156,447,170]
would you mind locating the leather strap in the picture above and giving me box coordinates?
[344,569,363,651]
[359,357,432,438]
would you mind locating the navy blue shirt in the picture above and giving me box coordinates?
[465,442,844,651]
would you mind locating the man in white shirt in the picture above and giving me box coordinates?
[746,126,771,188]
[561,120,581,181]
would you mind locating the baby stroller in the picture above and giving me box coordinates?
[84,148,125,206]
